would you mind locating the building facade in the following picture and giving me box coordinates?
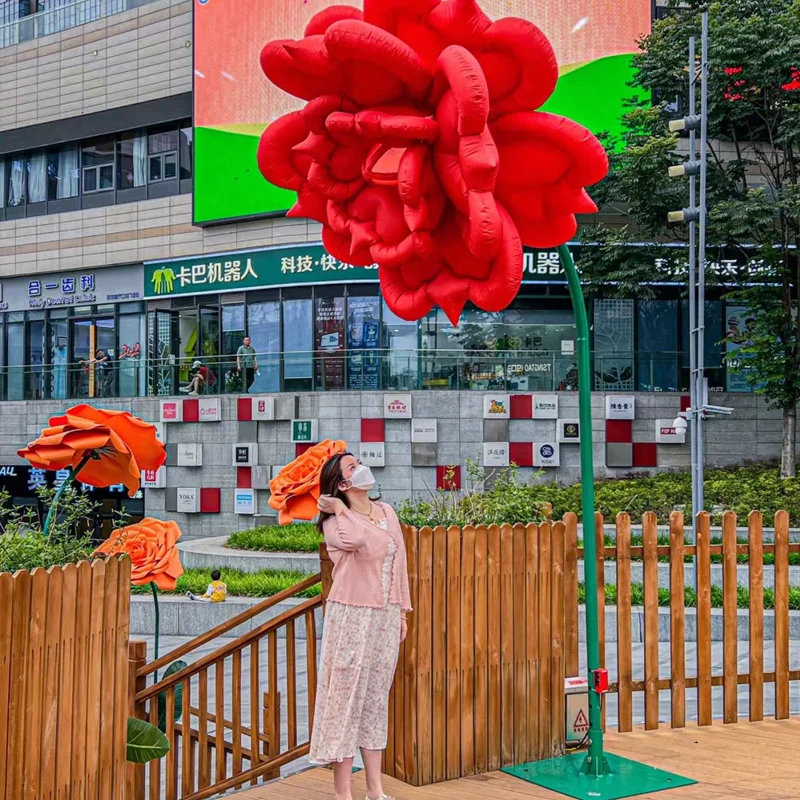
[0,0,781,539]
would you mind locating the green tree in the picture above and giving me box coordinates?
[579,0,800,476]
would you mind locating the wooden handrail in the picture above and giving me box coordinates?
[138,572,322,677]
[137,594,322,702]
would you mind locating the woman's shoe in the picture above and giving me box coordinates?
[366,795,395,800]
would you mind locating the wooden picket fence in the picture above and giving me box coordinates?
[0,555,132,800]
[567,510,800,730]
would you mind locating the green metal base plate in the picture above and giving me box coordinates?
[502,752,696,800]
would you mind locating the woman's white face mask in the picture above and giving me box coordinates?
[341,463,376,492]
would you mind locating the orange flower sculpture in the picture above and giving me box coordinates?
[94,518,184,590]
[269,439,347,524]
[18,404,166,497]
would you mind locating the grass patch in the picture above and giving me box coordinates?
[131,568,321,598]
[578,582,800,610]
[226,523,320,553]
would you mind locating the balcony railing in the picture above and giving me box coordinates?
[0,0,156,49]
[0,349,691,402]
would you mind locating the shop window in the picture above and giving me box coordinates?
[7,316,24,401]
[681,300,725,392]
[47,146,80,200]
[383,301,417,390]
[118,311,145,397]
[179,127,193,180]
[637,300,678,391]
[593,299,634,391]
[82,138,115,193]
[248,301,280,393]
[117,132,147,190]
[0,160,4,207]
[283,298,313,391]
[7,157,24,207]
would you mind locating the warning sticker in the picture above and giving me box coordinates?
[573,708,589,733]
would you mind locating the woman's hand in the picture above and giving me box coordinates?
[400,615,408,643]
[318,494,346,516]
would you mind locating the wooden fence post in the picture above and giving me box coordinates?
[127,639,147,800]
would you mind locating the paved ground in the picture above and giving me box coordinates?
[141,634,800,784]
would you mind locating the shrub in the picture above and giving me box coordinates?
[226,523,320,553]
[130,567,321,598]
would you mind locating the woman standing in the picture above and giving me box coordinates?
[312,452,411,800]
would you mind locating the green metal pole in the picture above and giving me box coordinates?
[42,453,93,540]
[558,244,608,777]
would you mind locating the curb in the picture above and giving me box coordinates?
[178,536,320,574]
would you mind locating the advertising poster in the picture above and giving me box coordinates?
[315,297,346,390]
[725,306,755,392]
[193,0,652,224]
[347,297,381,390]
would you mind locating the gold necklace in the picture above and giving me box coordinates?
[353,502,384,526]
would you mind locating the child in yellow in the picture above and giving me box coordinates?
[187,569,228,602]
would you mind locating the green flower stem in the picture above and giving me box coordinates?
[150,581,160,683]
[42,453,93,540]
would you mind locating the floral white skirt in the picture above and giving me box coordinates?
[310,536,401,764]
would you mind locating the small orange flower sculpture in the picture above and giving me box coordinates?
[18,404,166,497]
[269,439,347,524]
[94,517,184,590]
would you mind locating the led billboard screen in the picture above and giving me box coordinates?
[193,0,651,225]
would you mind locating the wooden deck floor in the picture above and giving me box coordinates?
[236,720,800,800]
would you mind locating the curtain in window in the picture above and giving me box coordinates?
[8,159,23,207]
[133,133,147,187]
[0,161,4,208]
[27,152,46,203]
[57,146,79,198]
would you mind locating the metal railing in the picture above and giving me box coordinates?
[0,349,689,402]
[0,0,156,49]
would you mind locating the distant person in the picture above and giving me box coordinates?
[236,335,258,391]
[82,348,111,397]
[180,360,215,395]
[187,569,227,602]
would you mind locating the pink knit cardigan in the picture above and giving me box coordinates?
[322,502,412,612]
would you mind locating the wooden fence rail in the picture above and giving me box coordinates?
[565,510,800,732]
[0,555,131,800]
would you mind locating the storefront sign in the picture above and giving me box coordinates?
[0,464,142,499]
[145,245,378,299]
[534,442,560,468]
[384,394,412,419]
[0,264,143,312]
[533,395,559,419]
[557,419,581,444]
[198,397,221,422]
[656,419,686,444]
[233,443,258,466]
[160,400,183,423]
[411,419,437,443]
[252,397,275,421]
[141,467,166,489]
[483,395,510,419]
[234,488,257,515]
[176,488,199,513]
[177,443,203,467]
[291,420,318,443]
[483,442,510,468]
[355,442,385,468]
[605,395,635,420]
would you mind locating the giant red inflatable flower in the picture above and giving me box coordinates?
[258,0,608,324]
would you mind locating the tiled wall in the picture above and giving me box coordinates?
[0,390,785,540]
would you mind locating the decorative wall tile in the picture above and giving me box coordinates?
[483,394,510,419]
[232,443,258,466]
[200,487,221,513]
[251,466,271,490]
[177,443,203,467]
[141,467,166,489]
[411,442,437,467]
[606,420,632,444]
[533,442,560,468]
[483,442,510,468]
[633,443,658,468]
[655,419,686,444]
[238,421,258,441]
[411,419,437,443]
[384,393,412,418]
[160,399,182,423]
[236,466,252,489]
[355,442,386,467]
[483,419,509,442]
[198,397,221,422]
[557,419,581,444]
[509,442,534,467]
[361,418,385,443]
[436,465,461,491]
[510,394,533,419]
[176,488,199,513]
[237,397,252,421]
[605,395,635,420]
[182,398,199,422]
[533,395,559,419]
[251,396,276,421]
[291,419,318,443]
[606,442,633,468]
[234,488,257,515]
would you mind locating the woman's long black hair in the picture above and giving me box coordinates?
[316,452,351,534]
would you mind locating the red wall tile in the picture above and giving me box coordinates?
[200,487,221,513]
[633,442,658,468]
[237,467,252,489]
[361,418,385,443]
[680,395,691,412]
[296,442,314,458]
[509,442,534,467]
[436,465,461,491]
[237,397,252,421]
[606,419,632,443]
[183,398,199,423]
[510,394,532,419]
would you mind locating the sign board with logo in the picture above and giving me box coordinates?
[355,442,385,468]
[557,419,581,444]
[483,395,510,420]
[483,442,510,468]
[177,443,203,467]
[176,488,199,513]
[160,400,183,423]
[605,395,635,420]
[411,419,437,443]
[384,394,412,419]
[291,420,318,443]
[198,397,221,422]
[141,467,166,489]
[252,396,275,421]
[234,488,257,515]
[656,419,686,444]
[534,442,560,468]
[0,263,143,312]
[533,395,559,419]
[0,464,141,499]
[233,443,258,466]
